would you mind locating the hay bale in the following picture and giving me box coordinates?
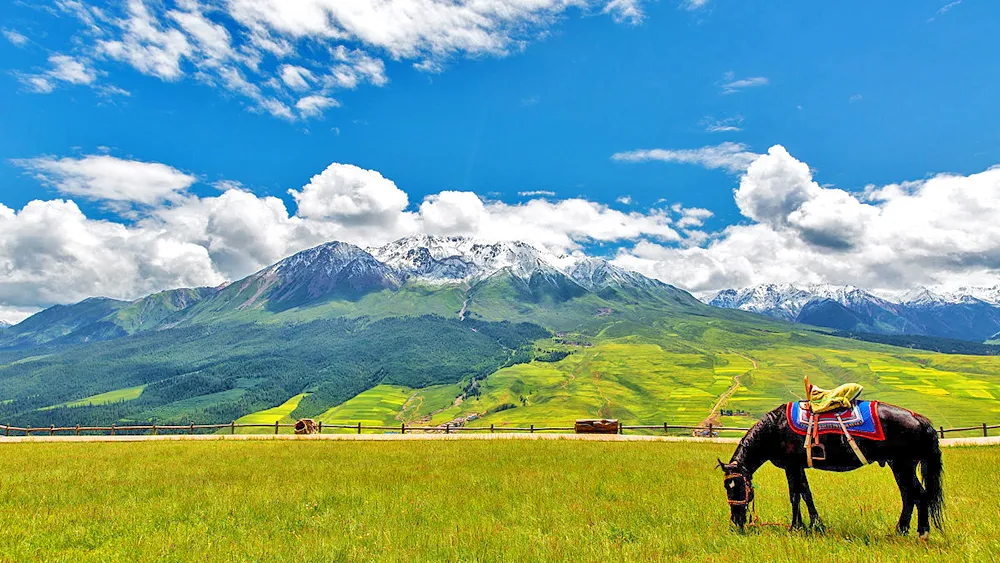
[574,419,619,434]
[294,418,318,435]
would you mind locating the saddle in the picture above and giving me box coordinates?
[800,376,870,467]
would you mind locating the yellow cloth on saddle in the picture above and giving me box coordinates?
[807,383,863,413]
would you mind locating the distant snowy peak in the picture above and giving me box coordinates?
[708,284,815,321]
[0,320,11,329]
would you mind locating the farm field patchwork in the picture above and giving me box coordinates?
[321,336,1000,431]
[0,440,996,562]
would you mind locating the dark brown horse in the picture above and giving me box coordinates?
[718,403,944,538]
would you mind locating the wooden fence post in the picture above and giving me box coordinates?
[230,421,235,434]
[274,421,279,435]
[939,426,945,439]
[318,421,322,434]
[75,424,80,436]
[664,422,668,434]
[4,424,9,437]
[110,424,116,436]
[490,423,494,434]
[151,424,157,436]
[357,422,361,435]
[401,423,405,434]
[190,422,195,435]
[50,424,55,436]
[530,424,534,434]
[984,423,989,437]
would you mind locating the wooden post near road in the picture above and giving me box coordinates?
[445,424,451,434]
[50,424,55,436]
[274,421,279,435]
[490,423,494,433]
[317,421,322,434]
[75,425,80,436]
[530,424,534,434]
[110,424,116,436]
[401,423,405,434]
[231,421,235,435]
[357,422,361,435]
[985,423,989,437]
[663,422,668,434]
[939,426,945,439]
[4,424,8,437]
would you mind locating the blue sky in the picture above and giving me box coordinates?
[2,0,1000,321]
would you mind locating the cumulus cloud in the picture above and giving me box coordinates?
[14,155,196,206]
[28,0,646,119]
[612,142,760,173]
[615,145,1000,294]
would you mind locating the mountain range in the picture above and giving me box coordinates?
[707,283,1000,342]
[3,235,999,431]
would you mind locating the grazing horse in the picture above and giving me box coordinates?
[718,402,944,538]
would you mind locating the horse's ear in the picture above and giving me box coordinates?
[716,458,725,470]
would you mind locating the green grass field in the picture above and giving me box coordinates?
[41,384,147,410]
[0,440,996,562]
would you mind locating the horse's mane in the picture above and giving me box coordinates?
[730,404,785,470]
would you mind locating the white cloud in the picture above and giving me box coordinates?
[296,95,340,117]
[17,54,98,93]
[849,94,862,103]
[703,115,743,133]
[289,163,410,225]
[14,155,196,206]
[682,0,710,10]
[35,0,645,120]
[604,0,645,24]
[3,29,28,47]
[280,65,314,91]
[616,195,632,205]
[721,72,768,94]
[615,145,1000,294]
[518,190,555,197]
[929,1,961,21]
[612,142,760,173]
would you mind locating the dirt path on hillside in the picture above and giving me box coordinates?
[459,298,469,321]
[700,354,758,429]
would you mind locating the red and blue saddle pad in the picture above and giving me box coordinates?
[787,400,885,441]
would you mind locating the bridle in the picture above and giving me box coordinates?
[723,472,753,506]
[722,471,786,529]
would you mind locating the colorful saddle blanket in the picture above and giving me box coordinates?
[787,400,885,441]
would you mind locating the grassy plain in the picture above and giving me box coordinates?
[0,440,996,562]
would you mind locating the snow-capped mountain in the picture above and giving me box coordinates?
[0,320,11,329]
[707,283,1000,342]
[369,235,566,283]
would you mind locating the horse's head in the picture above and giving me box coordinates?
[718,458,754,530]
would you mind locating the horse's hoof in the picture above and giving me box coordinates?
[919,532,929,541]
[810,521,826,534]
[896,527,910,536]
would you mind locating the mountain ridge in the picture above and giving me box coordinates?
[708,283,1000,342]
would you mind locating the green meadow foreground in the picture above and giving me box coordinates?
[1,441,997,562]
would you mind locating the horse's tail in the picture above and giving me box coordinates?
[920,422,945,531]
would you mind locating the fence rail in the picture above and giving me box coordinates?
[2,421,997,438]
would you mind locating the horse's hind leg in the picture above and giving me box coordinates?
[890,460,917,535]
[784,467,804,529]
[798,468,824,531]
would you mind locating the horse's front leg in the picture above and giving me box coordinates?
[798,468,824,531]
[889,460,917,535]
[784,467,804,529]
